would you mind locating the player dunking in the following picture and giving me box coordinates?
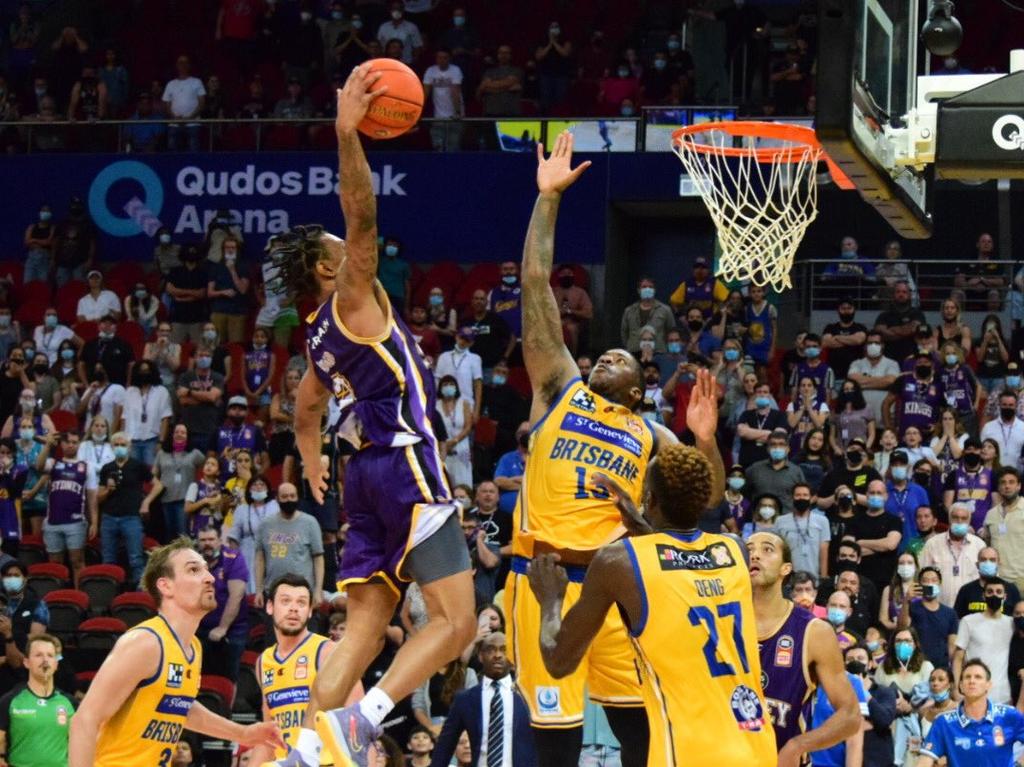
[68,538,284,766]
[527,430,776,766]
[261,64,475,767]
[747,531,861,766]
[511,137,724,765]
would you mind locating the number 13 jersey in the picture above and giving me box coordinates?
[512,378,654,557]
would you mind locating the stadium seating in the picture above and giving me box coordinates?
[78,564,126,616]
[17,535,46,567]
[198,675,236,717]
[43,589,90,644]
[234,650,262,715]
[27,562,70,598]
[110,591,158,627]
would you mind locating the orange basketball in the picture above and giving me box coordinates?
[357,58,424,139]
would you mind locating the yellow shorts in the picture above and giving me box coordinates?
[504,568,643,728]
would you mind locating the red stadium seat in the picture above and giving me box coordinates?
[143,536,161,552]
[73,320,99,343]
[119,321,147,357]
[78,564,125,616]
[226,343,245,394]
[199,675,236,716]
[27,562,70,598]
[455,263,502,308]
[18,534,46,567]
[75,670,97,692]
[508,366,532,398]
[110,591,157,627]
[0,261,24,288]
[49,410,79,434]
[44,589,89,642]
[55,281,88,323]
[78,617,127,651]
[107,262,145,287]
[474,416,497,447]
[235,651,263,714]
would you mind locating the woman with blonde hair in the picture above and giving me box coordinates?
[937,340,981,436]
[934,296,972,354]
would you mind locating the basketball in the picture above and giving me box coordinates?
[357,58,424,140]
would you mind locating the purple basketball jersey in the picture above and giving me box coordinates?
[760,604,815,751]
[893,372,944,437]
[47,460,89,525]
[951,466,993,531]
[939,366,975,413]
[244,348,271,392]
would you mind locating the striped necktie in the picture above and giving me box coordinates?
[487,679,504,767]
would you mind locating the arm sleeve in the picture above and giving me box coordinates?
[494,452,514,479]
[184,482,198,503]
[85,463,98,490]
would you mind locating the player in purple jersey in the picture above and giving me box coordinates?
[748,531,861,766]
[259,65,475,767]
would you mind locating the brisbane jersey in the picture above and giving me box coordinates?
[94,615,201,767]
[623,531,776,767]
[259,632,333,762]
[512,378,654,556]
[759,603,817,751]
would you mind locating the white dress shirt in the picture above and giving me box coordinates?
[434,348,482,410]
[76,290,122,321]
[478,675,514,767]
[981,416,1024,470]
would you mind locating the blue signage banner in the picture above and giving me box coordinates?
[0,151,683,265]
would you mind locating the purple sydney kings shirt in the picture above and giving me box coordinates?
[891,372,945,438]
[45,459,96,525]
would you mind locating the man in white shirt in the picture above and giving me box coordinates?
[121,360,172,466]
[423,49,463,151]
[161,53,206,151]
[376,1,423,64]
[33,307,79,366]
[953,579,1014,702]
[846,331,900,422]
[981,389,1024,470]
[76,271,122,322]
[434,327,483,421]
[920,503,987,607]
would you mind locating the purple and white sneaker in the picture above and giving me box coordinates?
[258,748,318,767]
[315,705,382,767]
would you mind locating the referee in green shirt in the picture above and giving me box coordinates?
[0,633,74,767]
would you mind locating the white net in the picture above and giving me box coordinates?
[672,125,822,292]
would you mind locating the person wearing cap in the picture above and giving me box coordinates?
[75,271,121,323]
[434,326,483,421]
[53,196,96,287]
[210,396,268,476]
[822,298,868,384]
[745,429,806,516]
[942,437,994,532]
[166,243,209,343]
[898,322,941,374]
[669,256,727,321]
[78,314,134,387]
[886,449,931,548]
[874,281,927,363]
[882,351,945,440]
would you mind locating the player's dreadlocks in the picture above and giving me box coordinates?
[648,443,713,529]
[263,224,330,302]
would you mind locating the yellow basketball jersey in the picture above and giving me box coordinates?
[260,632,333,761]
[94,615,202,767]
[513,379,654,556]
[623,531,777,767]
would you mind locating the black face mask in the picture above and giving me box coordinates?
[558,276,574,289]
[987,595,1004,612]
[913,472,932,487]
[793,498,811,513]
[963,452,982,470]
[645,377,659,386]
[1002,407,1017,422]
[845,660,866,676]
[837,495,854,510]
[846,451,862,466]
[839,312,855,323]
[916,365,932,379]
[688,319,704,333]
[229,414,245,426]
[93,371,107,383]
[1015,616,1024,633]
[835,559,858,574]
[279,500,298,515]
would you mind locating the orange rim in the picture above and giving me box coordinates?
[672,121,854,190]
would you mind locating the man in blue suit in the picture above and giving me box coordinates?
[430,632,537,767]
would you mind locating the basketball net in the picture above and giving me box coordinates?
[672,123,823,292]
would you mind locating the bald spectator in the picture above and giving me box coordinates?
[825,589,860,650]
[846,479,903,594]
[162,54,205,151]
[477,44,523,117]
[954,547,1022,618]
[920,504,987,607]
[253,482,323,607]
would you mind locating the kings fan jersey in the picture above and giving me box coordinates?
[259,632,333,762]
[759,603,817,750]
[623,531,776,767]
[513,378,654,556]
[94,615,201,767]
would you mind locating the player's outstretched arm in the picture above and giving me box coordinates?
[185,700,285,751]
[685,368,725,507]
[777,620,862,767]
[295,364,331,505]
[334,64,386,296]
[522,131,592,421]
[68,629,160,767]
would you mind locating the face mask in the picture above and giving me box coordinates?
[203,330,217,343]
[159,233,171,244]
[491,374,506,386]
[44,315,57,329]
[34,87,45,97]
[667,342,682,354]
[429,294,443,306]
[979,561,998,578]
[651,58,667,71]
[113,445,129,460]
[352,18,363,29]
[923,583,940,600]
[300,11,313,21]
[252,342,266,352]
[986,595,1004,612]
[758,506,776,521]
[172,438,187,453]
[385,245,399,258]
[895,642,914,663]
[92,430,107,442]
[897,563,916,580]
[100,330,115,341]
[945,354,959,366]
[1016,616,1024,633]
[688,319,704,333]
[827,608,847,627]
[866,343,882,357]
[0,315,9,329]
[727,477,745,491]
[3,576,23,594]
[391,10,403,20]
[251,490,268,502]
[224,252,237,264]
[866,640,880,652]
[453,15,465,26]
[913,472,931,487]
[724,348,740,362]
[839,311,855,323]
[845,660,866,676]
[621,105,635,117]
[838,495,854,510]
[617,67,630,78]
[846,450,862,465]
[916,365,932,379]
[963,453,982,470]
[867,495,885,510]
[197,356,212,370]
[229,414,245,427]
[549,25,560,36]
[755,395,771,409]
[441,384,457,398]
[668,39,681,50]
[18,428,34,441]
[892,466,908,481]
[556,275,575,289]
[134,289,147,300]
[804,347,820,359]
[1002,407,1017,422]
[1009,376,1022,388]
[792,498,811,513]
[769,447,787,463]
[39,211,52,222]
[639,287,655,300]
[950,522,970,538]
[279,500,298,515]
[639,340,655,352]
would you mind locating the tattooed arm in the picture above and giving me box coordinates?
[523,132,592,424]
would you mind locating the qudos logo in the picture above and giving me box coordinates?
[992,115,1024,151]
[88,160,164,237]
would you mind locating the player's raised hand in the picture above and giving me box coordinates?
[536,131,592,196]
[593,471,653,537]
[686,368,719,445]
[335,63,388,134]
[527,553,568,607]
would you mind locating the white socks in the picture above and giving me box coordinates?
[294,728,322,763]
[357,687,396,728]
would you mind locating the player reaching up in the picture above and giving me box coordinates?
[261,63,475,767]
[747,531,862,767]
[68,538,284,767]
[509,134,724,767]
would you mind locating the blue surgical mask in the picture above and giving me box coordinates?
[39,211,52,222]
[950,522,970,538]
[804,346,820,359]
[755,395,771,409]
[251,490,268,502]
[867,494,885,510]
[667,342,682,354]
[639,287,655,300]
[892,466,908,481]
[979,561,999,578]
[61,348,74,361]
[23,349,34,362]
[945,354,959,366]
[866,640,880,652]
[385,245,399,258]
[135,289,147,300]
[502,275,518,286]
[18,428,34,441]
[727,477,745,491]
[617,67,630,78]
[352,19,363,29]
[159,233,171,244]
[827,608,847,627]
[621,105,635,117]
[2,576,23,594]
[1008,376,1022,388]
[769,447,787,463]
[441,384,457,398]
[668,39,681,51]
[429,294,443,306]
[113,445,129,459]
[758,506,776,521]
[491,374,506,386]
[895,642,914,663]
[197,356,212,370]
[654,58,667,70]
[931,689,950,703]
[332,10,344,20]
[724,348,740,362]
[453,14,465,26]
[203,330,217,343]
[44,315,57,328]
